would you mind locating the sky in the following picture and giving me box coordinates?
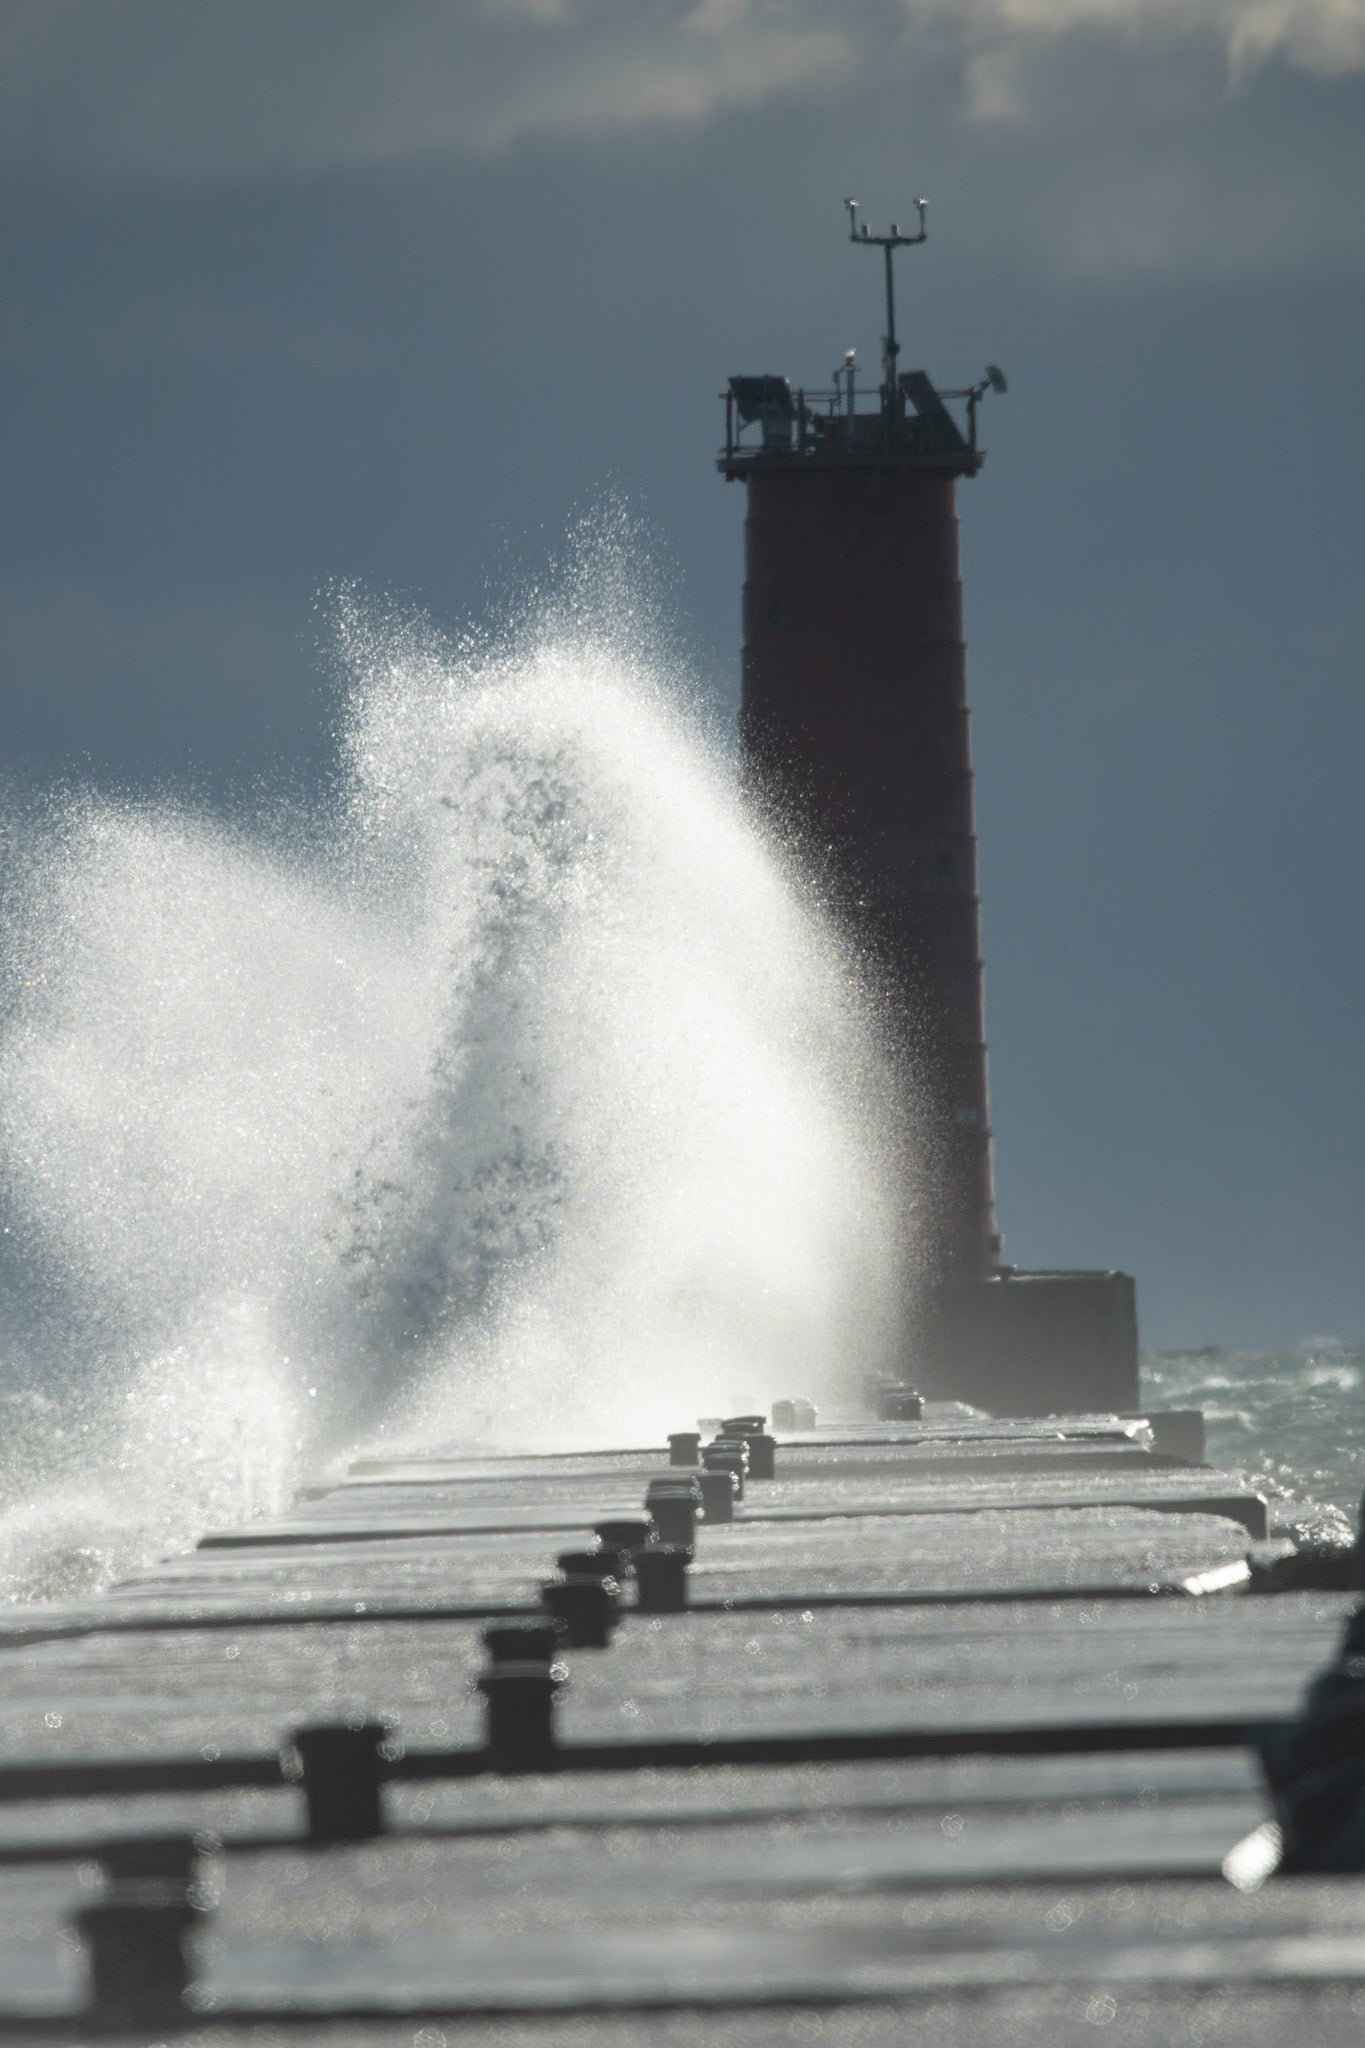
[2,0,1363,1351]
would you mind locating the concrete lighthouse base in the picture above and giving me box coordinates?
[912,1267,1140,1418]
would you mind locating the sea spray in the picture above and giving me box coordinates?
[0,534,906,1598]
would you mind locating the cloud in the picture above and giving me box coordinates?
[1,0,1362,187]
[0,1,857,181]
[2,0,1362,279]
[938,0,1365,75]
[919,0,1365,122]
[1225,0,1365,75]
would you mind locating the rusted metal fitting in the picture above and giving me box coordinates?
[289,1721,389,1844]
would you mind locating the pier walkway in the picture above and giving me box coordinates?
[0,1402,1360,2041]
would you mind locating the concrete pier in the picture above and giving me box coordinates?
[0,1402,1358,2039]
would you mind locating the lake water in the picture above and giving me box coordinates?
[1146,1338,1364,1527]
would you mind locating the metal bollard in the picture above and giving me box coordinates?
[745,1434,777,1480]
[647,1486,699,1547]
[875,1381,924,1422]
[484,1618,566,1664]
[76,1896,203,2032]
[771,1397,818,1432]
[591,1519,654,1568]
[702,1446,746,1500]
[290,1721,389,1844]
[557,1548,626,1608]
[699,1469,738,1523]
[635,1544,691,1613]
[668,1431,702,1466]
[97,1832,211,1892]
[80,1828,216,2028]
[542,1575,617,1648]
[647,1476,702,1501]
[480,1661,562,1770]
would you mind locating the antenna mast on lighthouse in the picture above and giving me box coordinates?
[844,195,927,423]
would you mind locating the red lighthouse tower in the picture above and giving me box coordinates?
[721,202,1138,1414]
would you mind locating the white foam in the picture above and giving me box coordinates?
[0,533,905,1596]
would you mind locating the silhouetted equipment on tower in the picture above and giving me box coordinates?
[718,201,1138,1416]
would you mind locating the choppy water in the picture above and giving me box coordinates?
[0,529,905,1601]
[1145,1340,1365,1525]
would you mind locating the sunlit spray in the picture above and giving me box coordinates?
[0,523,909,1598]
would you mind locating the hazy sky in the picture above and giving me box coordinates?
[4,1,1363,1349]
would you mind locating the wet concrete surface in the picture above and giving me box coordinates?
[0,1404,1357,2039]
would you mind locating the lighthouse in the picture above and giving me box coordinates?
[720,202,1138,1415]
